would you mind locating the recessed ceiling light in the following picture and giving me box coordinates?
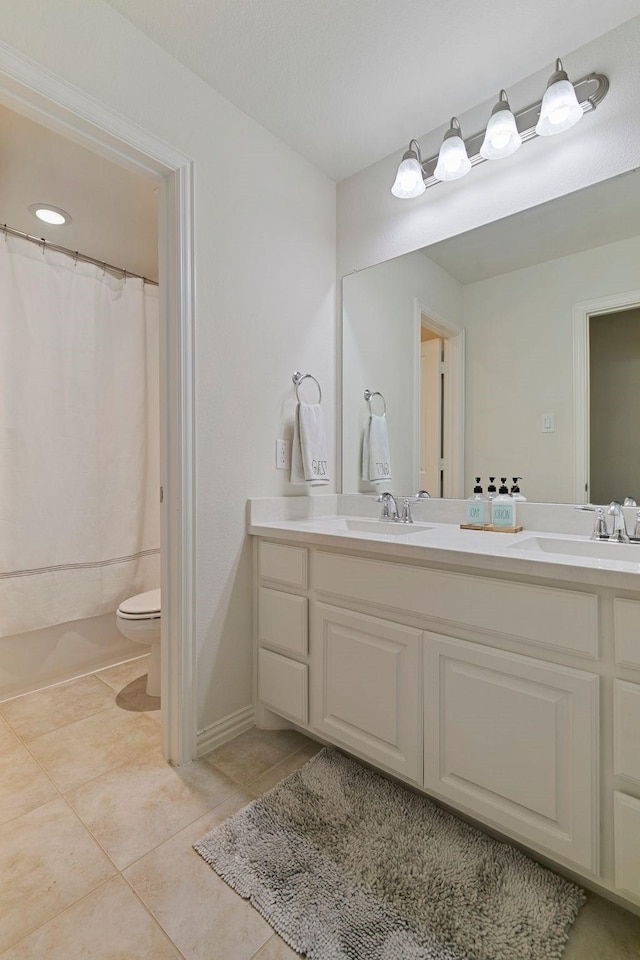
[28,203,72,226]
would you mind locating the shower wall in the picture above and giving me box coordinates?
[0,614,143,702]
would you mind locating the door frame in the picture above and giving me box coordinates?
[573,289,640,504]
[413,299,465,498]
[0,42,197,765]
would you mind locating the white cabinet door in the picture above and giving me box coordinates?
[311,603,422,782]
[424,633,599,872]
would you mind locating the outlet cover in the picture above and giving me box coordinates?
[276,439,291,469]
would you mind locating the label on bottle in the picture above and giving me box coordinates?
[466,501,487,526]
[492,500,515,527]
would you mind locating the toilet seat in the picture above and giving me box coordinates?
[117,588,161,620]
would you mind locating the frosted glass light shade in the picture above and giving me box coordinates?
[480,106,521,159]
[434,121,471,181]
[391,155,425,198]
[536,76,583,136]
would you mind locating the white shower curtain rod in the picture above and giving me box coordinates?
[1,222,159,286]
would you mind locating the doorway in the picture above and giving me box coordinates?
[573,290,640,507]
[589,307,640,504]
[415,301,465,498]
[0,46,196,765]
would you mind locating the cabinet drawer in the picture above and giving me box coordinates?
[259,588,308,657]
[614,599,640,669]
[258,648,308,724]
[314,552,598,658]
[614,680,640,783]
[424,633,599,871]
[259,541,307,589]
[614,792,640,901]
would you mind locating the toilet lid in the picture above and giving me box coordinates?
[117,588,161,618]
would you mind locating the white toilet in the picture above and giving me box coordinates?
[116,588,161,697]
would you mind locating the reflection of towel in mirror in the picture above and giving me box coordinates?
[291,403,330,485]
[362,414,392,483]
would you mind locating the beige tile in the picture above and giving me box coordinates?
[0,797,115,953]
[0,742,57,825]
[563,892,640,959]
[125,791,274,960]
[96,655,150,693]
[248,741,323,796]
[250,934,300,960]
[112,672,161,721]
[27,706,161,792]
[0,675,117,740]
[0,715,19,755]
[203,727,313,787]
[0,876,180,960]
[68,752,239,869]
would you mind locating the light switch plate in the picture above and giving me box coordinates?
[276,439,291,469]
[541,413,555,433]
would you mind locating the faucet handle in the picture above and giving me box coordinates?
[590,507,609,541]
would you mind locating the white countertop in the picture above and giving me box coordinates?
[248,515,640,590]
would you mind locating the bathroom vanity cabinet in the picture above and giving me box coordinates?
[252,528,640,911]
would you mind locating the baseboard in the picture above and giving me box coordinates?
[196,704,255,757]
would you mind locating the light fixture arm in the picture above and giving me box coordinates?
[397,70,608,193]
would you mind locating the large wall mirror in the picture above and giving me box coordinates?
[342,169,640,505]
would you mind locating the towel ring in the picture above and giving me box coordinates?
[364,388,387,416]
[292,371,322,403]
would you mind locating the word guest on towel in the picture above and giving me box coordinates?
[362,413,392,484]
[291,401,330,485]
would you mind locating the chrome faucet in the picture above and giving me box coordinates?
[374,491,400,521]
[374,491,430,523]
[608,501,630,543]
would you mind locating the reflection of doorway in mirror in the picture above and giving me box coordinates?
[574,289,640,504]
[589,306,640,505]
[416,304,464,499]
[420,328,443,496]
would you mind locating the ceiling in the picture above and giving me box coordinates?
[0,103,158,280]
[102,0,640,181]
[424,169,640,285]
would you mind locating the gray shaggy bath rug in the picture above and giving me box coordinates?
[194,747,584,959]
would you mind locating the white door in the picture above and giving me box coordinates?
[420,339,442,495]
[424,632,599,871]
[311,602,422,782]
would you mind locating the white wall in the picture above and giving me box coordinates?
[0,0,336,732]
[337,17,640,277]
[463,234,640,502]
[342,250,462,493]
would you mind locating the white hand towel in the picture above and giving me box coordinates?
[362,413,392,483]
[291,402,330,485]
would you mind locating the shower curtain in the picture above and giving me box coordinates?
[0,234,160,637]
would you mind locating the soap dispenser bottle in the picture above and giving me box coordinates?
[510,477,527,502]
[466,478,489,527]
[492,478,516,528]
[487,477,497,500]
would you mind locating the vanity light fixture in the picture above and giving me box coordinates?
[391,60,608,198]
[390,140,426,198]
[28,203,72,226]
[480,91,521,160]
[434,118,471,181]
[535,59,583,136]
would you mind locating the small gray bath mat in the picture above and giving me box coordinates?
[194,748,585,960]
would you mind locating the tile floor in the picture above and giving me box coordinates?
[0,656,639,958]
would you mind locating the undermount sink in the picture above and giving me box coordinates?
[508,535,640,562]
[308,517,434,539]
